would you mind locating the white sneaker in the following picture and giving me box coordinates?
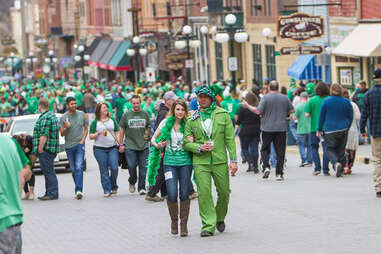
[139,189,146,195]
[129,184,136,193]
[276,175,284,181]
[104,192,112,198]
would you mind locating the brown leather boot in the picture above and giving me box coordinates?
[180,200,190,237]
[167,201,178,235]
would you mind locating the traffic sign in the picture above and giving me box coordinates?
[228,57,238,71]
[146,67,156,82]
[185,59,193,68]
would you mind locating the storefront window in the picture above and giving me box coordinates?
[265,45,276,81]
[215,42,224,81]
[252,44,262,85]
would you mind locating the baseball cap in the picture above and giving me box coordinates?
[374,69,381,79]
[163,91,178,101]
[300,92,309,98]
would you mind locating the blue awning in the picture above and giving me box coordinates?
[287,55,322,80]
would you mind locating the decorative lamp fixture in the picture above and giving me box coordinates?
[84,54,91,61]
[210,26,217,34]
[48,50,54,56]
[234,31,249,43]
[262,28,271,37]
[126,48,135,56]
[52,57,58,63]
[200,25,209,35]
[74,55,81,62]
[78,45,85,52]
[132,36,140,44]
[139,48,148,56]
[189,40,201,48]
[45,58,51,63]
[26,58,31,64]
[182,25,192,35]
[225,14,237,25]
[29,52,34,57]
[215,32,229,44]
[32,57,38,63]
[174,40,186,49]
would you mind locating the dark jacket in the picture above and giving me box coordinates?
[154,103,170,132]
[236,107,261,137]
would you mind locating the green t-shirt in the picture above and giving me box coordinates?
[141,102,156,120]
[115,97,127,119]
[0,136,29,233]
[74,91,84,107]
[49,98,56,112]
[294,102,310,134]
[305,95,328,132]
[157,119,192,166]
[122,102,132,114]
[59,110,89,149]
[27,96,38,114]
[221,98,240,120]
[0,102,11,117]
[119,110,151,150]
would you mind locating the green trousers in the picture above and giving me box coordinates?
[194,163,231,233]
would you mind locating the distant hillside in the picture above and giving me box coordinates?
[0,0,14,13]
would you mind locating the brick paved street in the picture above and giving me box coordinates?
[21,143,381,254]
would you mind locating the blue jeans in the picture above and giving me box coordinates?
[38,151,59,198]
[93,147,119,194]
[289,119,298,141]
[240,135,260,167]
[125,148,148,191]
[84,107,94,113]
[309,132,329,173]
[66,143,85,193]
[296,134,312,164]
[164,165,192,202]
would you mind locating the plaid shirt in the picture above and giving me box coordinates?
[360,84,381,138]
[32,110,60,154]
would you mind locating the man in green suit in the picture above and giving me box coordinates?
[184,85,238,237]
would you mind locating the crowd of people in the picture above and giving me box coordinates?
[1,69,381,252]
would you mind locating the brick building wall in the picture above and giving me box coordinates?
[329,0,356,17]
[361,0,381,19]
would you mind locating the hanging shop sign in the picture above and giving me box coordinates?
[278,13,324,41]
[280,45,323,55]
[1,36,15,46]
[167,62,185,70]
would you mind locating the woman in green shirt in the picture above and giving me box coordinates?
[148,99,192,237]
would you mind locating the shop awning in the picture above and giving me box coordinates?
[333,24,381,57]
[287,55,322,80]
[98,40,122,69]
[88,39,112,67]
[105,40,133,71]
[86,37,101,55]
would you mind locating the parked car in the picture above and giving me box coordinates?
[1,114,86,172]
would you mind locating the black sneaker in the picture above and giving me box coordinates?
[335,163,343,177]
[253,167,259,174]
[216,221,225,233]
[263,168,271,179]
[313,170,321,176]
[299,163,305,167]
[200,231,214,237]
[323,172,331,176]
[38,195,58,201]
[376,192,381,198]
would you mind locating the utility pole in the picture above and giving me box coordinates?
[20,0,28,74]
[74,0,81,41]
[128,7,141,82]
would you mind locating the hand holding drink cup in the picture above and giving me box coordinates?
[64,119,71,128]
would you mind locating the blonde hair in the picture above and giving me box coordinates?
[330,83,343,96]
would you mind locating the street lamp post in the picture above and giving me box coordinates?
[126,36,148,83]
[200,25,210,85]
[215,14,248,92]
[8,52,16,76]
[174,25,201,90]
[26,52,38,75]
[45,50,58,78]
[74,45,90,82]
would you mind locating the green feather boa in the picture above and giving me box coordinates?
[147,116,185,186]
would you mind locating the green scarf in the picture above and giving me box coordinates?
[147,116,185,186]
[200,103,216,120]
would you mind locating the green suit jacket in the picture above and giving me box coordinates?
[184,106,237,165]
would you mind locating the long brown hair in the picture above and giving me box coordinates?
[244,91,259,107]
[169,99,189,119]
[95,102,110,120]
